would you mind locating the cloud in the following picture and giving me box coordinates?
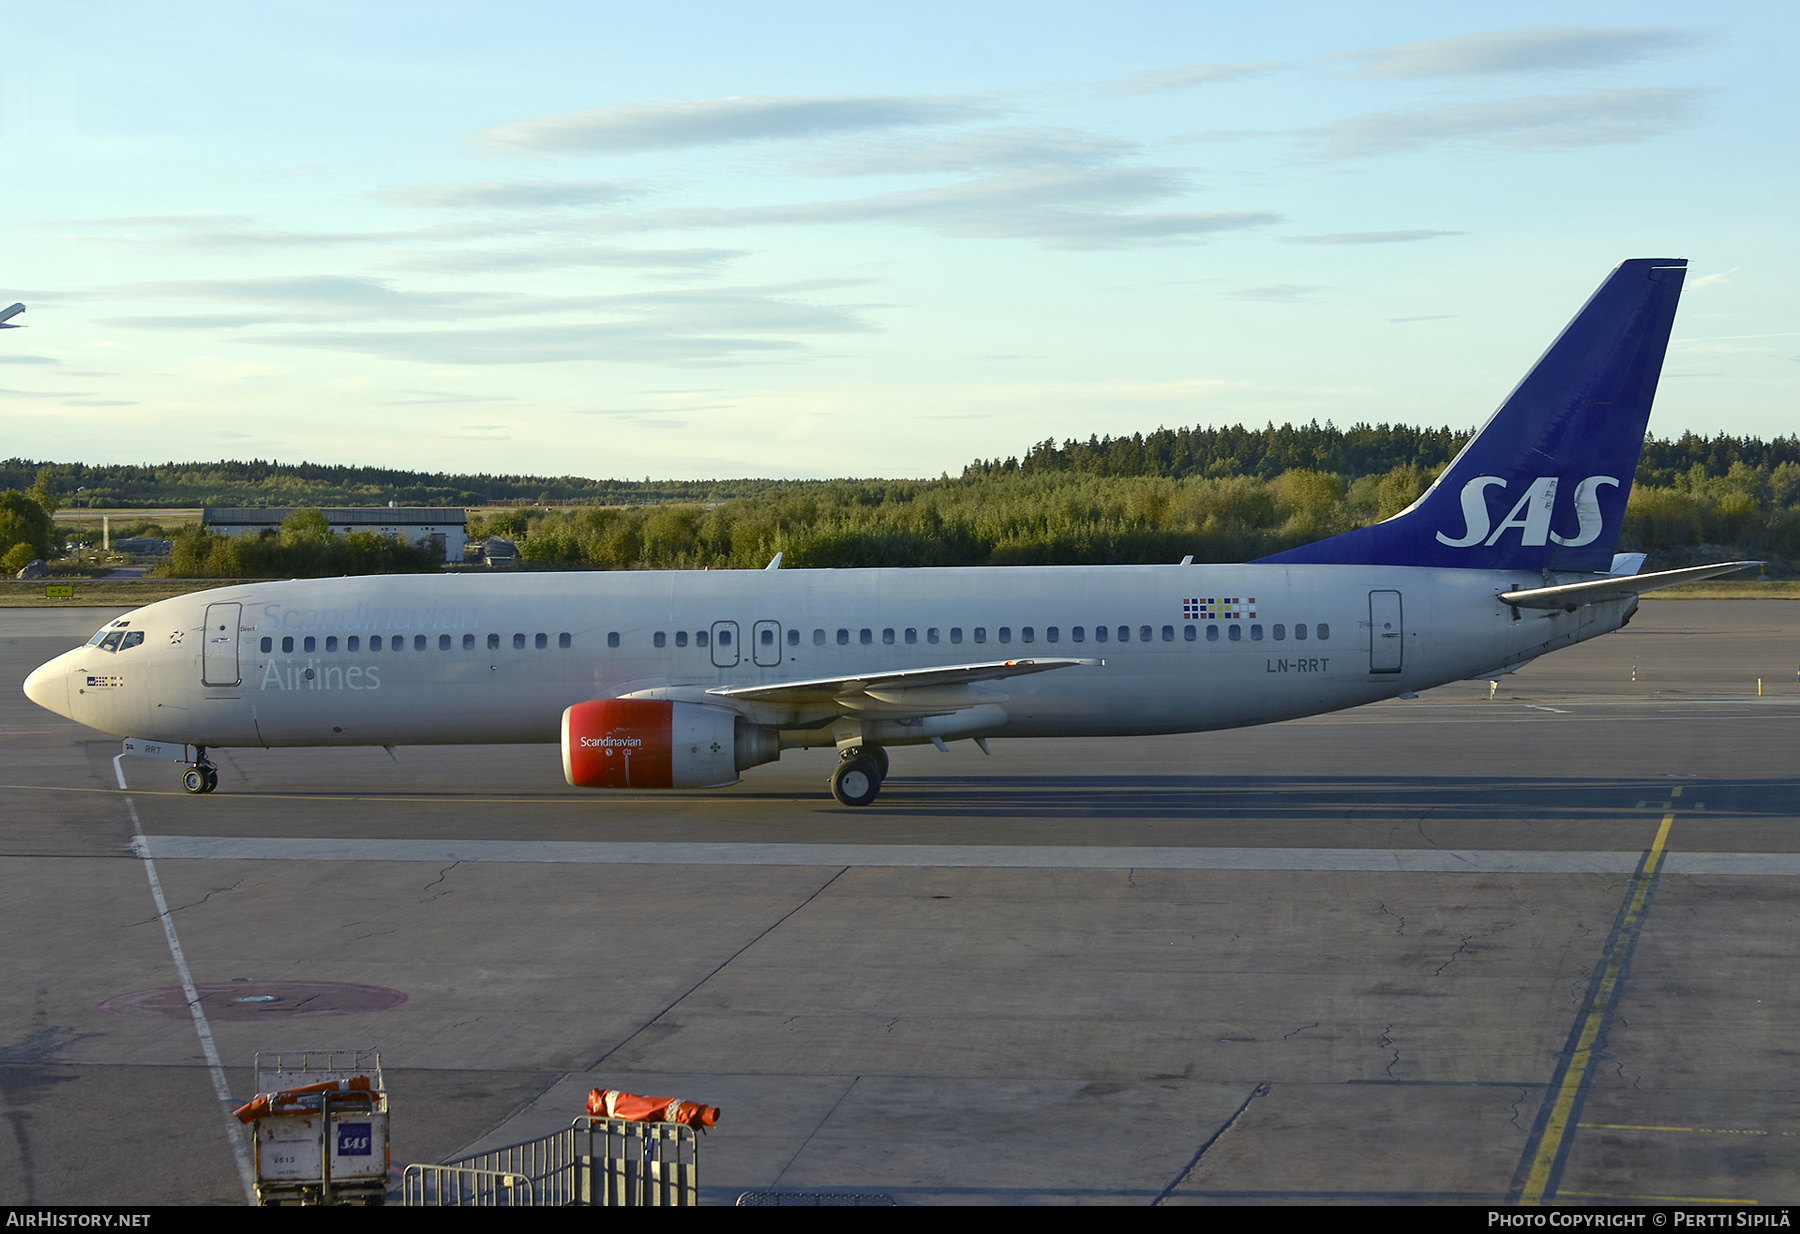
[100,280,877,367]
[613,167,1280,249]
[1388,315,1456,323]
[0,355,59,365]
[1106,60,1288,96]
[797,126,1139,177]
[1230,285,1329,302]
[477,93,998,154]
[1296,87,1706,159]
[380,180,642,210]
[1334,26,1706,78]
[1283,230,1463,245]
[392,245,743,275]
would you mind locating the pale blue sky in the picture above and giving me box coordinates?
[3,2,1793,479]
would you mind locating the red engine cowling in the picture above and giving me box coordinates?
[562,699,741,790]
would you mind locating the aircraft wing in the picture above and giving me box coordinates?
[706,656,1103,711]
[1500,561,1762,610]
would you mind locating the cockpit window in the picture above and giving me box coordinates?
[119,631,145,650]
[87,627,112,646]
[98,631,123,652]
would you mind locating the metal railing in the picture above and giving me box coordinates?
[403,1116,698,1206]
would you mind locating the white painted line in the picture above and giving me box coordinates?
[136,835,1800,876]
[115,759,257,1204]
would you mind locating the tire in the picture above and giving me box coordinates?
[182,767,207,794]
[201,767,219,794]
[830,755,883,807]
[840,744,890,780]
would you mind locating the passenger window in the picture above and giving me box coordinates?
[837,629,849,645]
[974,627,987,644]
[463,634,474,650]
[998,627,1011,644]
[860,629,872,645]
[487,633,499,650]
[1046,627,1058,643]
[1072,626,1084,642]
[1273,624,1286,641]
[676,631,689,647]
[788,629,800,646]
[408,635,421,650]
[372,635,384,650]
[1094,626,1108,643]
[282,636,295,653]
[304,636,317,653]
[1250,624,1263,641]
[1318,623,1331,640]
[1021,627,1034,643]
[394,637,405,652]
[1183,625,1196,642]
[882,628,894,645]
[928,628,940,644]
[719,630,732,646]
[813,629,826,645]
[532,633,544,649]
[439,634,451,650]
[607,632,620,648]
[1228,625,1241,642]
[1119,626,1131,642]
[1295,624,1308,640]
[1160,626,1173,642]
[950,628,963,644]
[348,636,361,652]
[1206,625,1219,642]
[510,633,523,649]
[260,636,272,653]
[654,632,667,648]
[1139,626,1152,643]
[905,628,917,644]
[761,628,774,646]
[559,633,571,649]
[327,636,340,652]
[697,631,709,647]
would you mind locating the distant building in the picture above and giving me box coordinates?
[202,508,467,562]
[113,536,173,555]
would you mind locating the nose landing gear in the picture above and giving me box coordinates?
[181,749,219,795]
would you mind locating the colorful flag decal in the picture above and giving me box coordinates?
[1182,597,1256,620]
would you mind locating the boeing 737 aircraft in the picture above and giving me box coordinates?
[23,259,1755,805]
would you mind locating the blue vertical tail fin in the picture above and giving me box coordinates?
[1256,258,1687,572]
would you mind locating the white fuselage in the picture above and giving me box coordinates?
[25,564,1633,753]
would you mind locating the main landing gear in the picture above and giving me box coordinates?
[181,749,219,795]
[830,744,887,807]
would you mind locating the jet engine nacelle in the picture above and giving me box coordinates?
[561,699,776,790]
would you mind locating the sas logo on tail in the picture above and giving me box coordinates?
[1435,475,1619,549]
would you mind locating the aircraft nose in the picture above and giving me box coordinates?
[23,654,72,718]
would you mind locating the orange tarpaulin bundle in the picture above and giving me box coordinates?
[586,1088,719,1129]
[233,1075,378,1124]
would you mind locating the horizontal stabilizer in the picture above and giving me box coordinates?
[1500,561,1761,609]
[707,657,1102,707]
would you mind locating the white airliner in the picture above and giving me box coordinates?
[23,259,1755,805]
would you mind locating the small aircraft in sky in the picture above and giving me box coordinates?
[0,303,25,328]
[23,259,1756,804]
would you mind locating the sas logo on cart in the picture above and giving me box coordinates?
[336,1123,372,1156]
[1435,475,1619,549]
[85,675,123,688]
